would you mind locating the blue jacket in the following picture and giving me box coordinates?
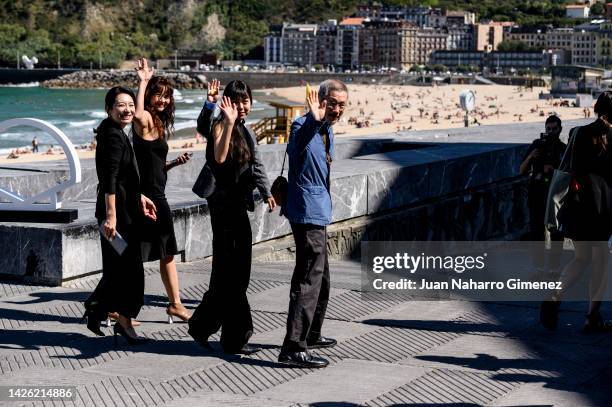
[285,113,334,226]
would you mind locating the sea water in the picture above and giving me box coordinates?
[0,86,273,153]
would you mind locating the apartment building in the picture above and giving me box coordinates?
[315,20,338,66]
[474,21,511,51]
[337,17,364,69]
[359,19,405,68]
[572,22,599,65]
[402,25,448,66]
[281,23,317,66]
[264,25,283,65]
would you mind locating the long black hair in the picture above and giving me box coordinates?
[144,76,175,139]
[221,80,253,166]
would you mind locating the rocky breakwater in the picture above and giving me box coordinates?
[42,70,205,89]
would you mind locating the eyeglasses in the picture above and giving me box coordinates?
[326,99,346,111]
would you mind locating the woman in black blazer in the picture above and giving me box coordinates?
[188,80,275,354]
[85,86,157,344]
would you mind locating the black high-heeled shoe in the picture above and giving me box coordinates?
[113,322,149,346]
[83,310,105,337]
[540,298,561,331]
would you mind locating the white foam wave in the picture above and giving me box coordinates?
[0,82,39,88]
[182,98,195,104]
[174,120,197,131]
[87,111,106,119]
[175,108,203,119]
[0,132,28,140]
[68,119,97,128]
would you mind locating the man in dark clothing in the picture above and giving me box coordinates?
[519,115,567,276]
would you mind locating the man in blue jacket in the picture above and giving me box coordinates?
[279,79,348,368]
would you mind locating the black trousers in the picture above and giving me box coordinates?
[86,227,144,320]
[282,222,330,352]
[189,203,254,351]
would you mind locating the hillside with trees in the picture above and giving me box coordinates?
[0,0,587,68]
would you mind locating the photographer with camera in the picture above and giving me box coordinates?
[519,115,567,276]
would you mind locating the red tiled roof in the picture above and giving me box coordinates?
[340,17,365,25]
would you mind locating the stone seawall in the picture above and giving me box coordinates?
[0,132,531,285]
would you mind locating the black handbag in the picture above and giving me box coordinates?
[192,163,216,199]
[271,144,289,208]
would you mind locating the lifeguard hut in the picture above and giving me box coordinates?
[251,100,305,144]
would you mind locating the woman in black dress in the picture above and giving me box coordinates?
[134,58,192,323]
[85,86,157,344]
[541,91,612,332]
[188,80,276,354]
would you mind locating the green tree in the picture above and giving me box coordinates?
[591,2,606,16]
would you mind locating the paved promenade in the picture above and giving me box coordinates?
[1,259,611,406]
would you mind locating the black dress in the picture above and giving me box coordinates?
[133,135,178,261]
[86,118,144,320]
[564,123,612,241]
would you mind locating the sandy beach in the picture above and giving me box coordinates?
[268,84,588,137]
[0,129,205,165]
[1,83,588,164]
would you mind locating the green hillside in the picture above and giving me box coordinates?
[0,0,587,68]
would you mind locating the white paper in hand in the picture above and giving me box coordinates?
[99,223,128,255]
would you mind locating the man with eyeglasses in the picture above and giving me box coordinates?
[278,79,348,368]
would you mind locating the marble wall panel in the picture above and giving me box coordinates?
[183,204,213,261]
[62,224,102,280]
[0,225,63,285]
[367,163,431,214]
[331,174,368,221]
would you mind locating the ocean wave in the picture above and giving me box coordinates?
[175,108,203,119]
[0,82,40,88]
[87,111,106,119]
[182,98,195,104]
[68,119,97,128]
[0,132,29,140]
[174,120,197,131]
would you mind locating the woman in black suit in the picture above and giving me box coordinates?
[84,86,157,344]
[188,80,275,354]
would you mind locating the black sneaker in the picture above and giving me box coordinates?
[307,336,337,349]
[278,350,329,368]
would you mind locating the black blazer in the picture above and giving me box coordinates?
[95,118,141,229]
[205,121,271,211]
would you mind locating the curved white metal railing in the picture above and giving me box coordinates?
[0,118,82,211]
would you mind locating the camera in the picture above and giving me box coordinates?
[531,133,557,180]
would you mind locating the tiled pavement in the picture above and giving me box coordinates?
[1,259,612,406]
